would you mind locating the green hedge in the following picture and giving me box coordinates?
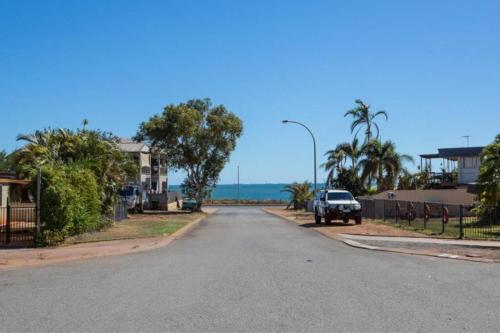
[37,164,109,245]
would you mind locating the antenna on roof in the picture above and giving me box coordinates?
[461,135,471,147]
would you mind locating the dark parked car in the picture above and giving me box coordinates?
[181,198,197,212]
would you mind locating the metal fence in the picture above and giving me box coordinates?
[358,198,500,240]
[112,199,128,222]
[0,203,37,246]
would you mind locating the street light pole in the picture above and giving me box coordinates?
[237,165,240,205]
[282,120,317,193]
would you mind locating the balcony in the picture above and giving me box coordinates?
[423,171,458,189]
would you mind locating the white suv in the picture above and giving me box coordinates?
[314,189,362,225]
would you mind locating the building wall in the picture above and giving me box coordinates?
[120,146,167,193]
[371,188,476,205]
[0,185,8,207]
[457,156,480,184]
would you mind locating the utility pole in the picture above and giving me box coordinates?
[237,165,240,205]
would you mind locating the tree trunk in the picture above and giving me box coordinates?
[194,186,204,212]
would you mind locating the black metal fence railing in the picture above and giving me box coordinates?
[463,205,500,240]
[358,198,500,240]
[0,203,37,246]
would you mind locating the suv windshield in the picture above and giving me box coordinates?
[327,192,354,201]
[119,187,135,196]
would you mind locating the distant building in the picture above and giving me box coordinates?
[419,146,485,186]
[118,139,168,193]
[0,172,30,207]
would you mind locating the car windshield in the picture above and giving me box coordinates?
[327,192,354,201]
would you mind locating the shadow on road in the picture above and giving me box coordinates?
[299,222,354,229]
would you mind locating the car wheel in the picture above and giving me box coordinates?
[315,210,321,224]
[355,217,362,225]
[325,215,332,225]
[343,217,349,224]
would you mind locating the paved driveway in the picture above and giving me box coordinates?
[1,207,499,332]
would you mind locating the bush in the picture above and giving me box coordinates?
[37,164,106,245]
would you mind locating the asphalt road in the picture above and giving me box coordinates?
[1,207,499,332]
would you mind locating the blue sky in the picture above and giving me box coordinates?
[1,0,499,185]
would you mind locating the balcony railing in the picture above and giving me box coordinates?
[424,172,458,188]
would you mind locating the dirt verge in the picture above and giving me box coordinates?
[0,208,216,271]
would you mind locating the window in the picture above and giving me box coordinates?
[327,192,354,201]
[462,157,479,169]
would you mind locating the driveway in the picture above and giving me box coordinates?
[1,207,499,332]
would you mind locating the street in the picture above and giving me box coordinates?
[1,207,499,332]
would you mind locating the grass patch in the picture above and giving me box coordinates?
[371,217,500,240]
[64,211,206,244]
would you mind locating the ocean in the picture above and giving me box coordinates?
[168,184,294,200]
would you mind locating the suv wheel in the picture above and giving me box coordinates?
[343,217,349,224]
[315,210,321,224]
[355,217,362,225]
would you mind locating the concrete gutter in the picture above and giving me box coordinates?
[340,234,500,248]
[335,234,499,263]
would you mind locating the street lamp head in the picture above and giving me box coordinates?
[282,120,289,124]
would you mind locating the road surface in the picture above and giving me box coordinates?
[1,207,499,332]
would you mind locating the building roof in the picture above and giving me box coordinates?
[0,178,30,185]
[420,146,485,159]
[118,139,150,153]
[419,153,441,159]
[437,146,485,158]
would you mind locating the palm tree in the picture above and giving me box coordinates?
[344,99,388,142]
[335,138,361,172]
[322,148,345,186]
[322,138,361,186]
[282,181,313,210]
[14,127,137,213]
[358,140,414,191]
[0,150,13,171]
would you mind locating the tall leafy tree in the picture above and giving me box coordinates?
[477,134,500,205]
[135,98,243,211]
[0,150,13,171]
[323,138,361,185]
[358,140,413,191]
[344,99,388,142]
[14,126,136,213]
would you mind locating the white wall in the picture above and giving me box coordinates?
[457,157,480,184]
[0,185,9,207]
[372,188,476,205]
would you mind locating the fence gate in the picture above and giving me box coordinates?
[0,203,37,247]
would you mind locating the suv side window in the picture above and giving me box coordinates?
[320,192,326,201]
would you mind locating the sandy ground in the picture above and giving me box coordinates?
[263,207,423,237]
[264,208,500,262]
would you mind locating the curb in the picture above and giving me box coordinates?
[0,209,217,271]
[336,235,497,263]
[262,208,498,264]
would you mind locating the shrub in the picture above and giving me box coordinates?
[37,164,105,245]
